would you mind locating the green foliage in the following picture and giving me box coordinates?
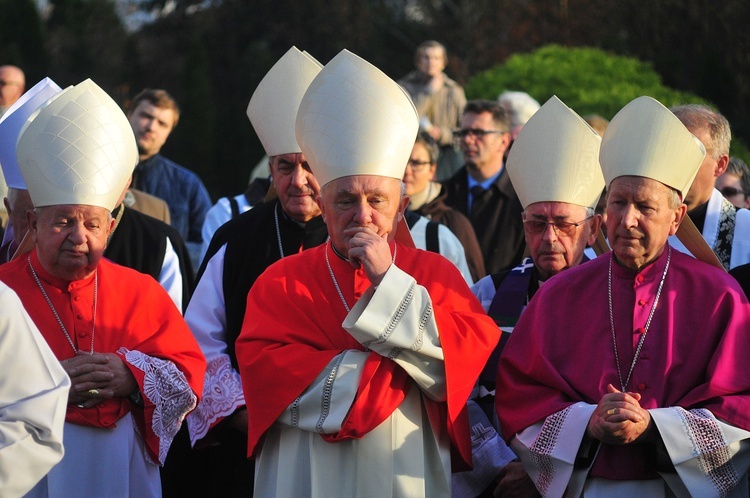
[465,45,708,120]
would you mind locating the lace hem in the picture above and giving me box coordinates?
[186,354,245,444]
[530,405,573,496]
[678,407,739,496]
[118,347,198,464]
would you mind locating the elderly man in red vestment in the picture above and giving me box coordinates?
[235,50,500,497]
[0,79,205,497]
[496,96,750,497]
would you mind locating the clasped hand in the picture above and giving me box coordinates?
[587,383,652,445]
[61,351,138,408]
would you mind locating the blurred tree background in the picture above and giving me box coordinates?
[2,0,749,199]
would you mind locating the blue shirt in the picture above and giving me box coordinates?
[134,154,212,245]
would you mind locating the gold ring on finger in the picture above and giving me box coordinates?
[87,389,100,398]
[607,408,616,416]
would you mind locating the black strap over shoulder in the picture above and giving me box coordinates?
[425,220,440,253]
[229,196,240,219]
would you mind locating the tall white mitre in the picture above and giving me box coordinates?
[0,77,63,190]
[295,49,419,186]
[599,96,706,195]
[506,95,604,209]
[16,78,138,211]
[247,47,323,156]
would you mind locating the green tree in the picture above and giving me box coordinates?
[465,45,750,160]
[465,45,706,119]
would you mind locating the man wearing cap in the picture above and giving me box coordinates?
[668,104,750,270]
[0,79,206,497]
[496,96,750,497]
[0,78,193,313]
[235,49,499,497]
[442,99,526,277]
[456,96,603,497]
[173,47,328,496]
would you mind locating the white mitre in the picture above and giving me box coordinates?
[16,79,137,211]
[507,95,604,210]
[0,77,63,190]
[247,47,323,156]
[599,96,705,195]
[295,49,419,186]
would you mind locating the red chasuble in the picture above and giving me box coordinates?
[0,250,206,464]
[236,242,500,468]
[497,247,750,480]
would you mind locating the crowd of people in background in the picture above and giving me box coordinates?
[0,38,748,497]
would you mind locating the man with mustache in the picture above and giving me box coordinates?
[459,96,604,497]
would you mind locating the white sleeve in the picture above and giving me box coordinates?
[158,237,183,313]
[511,402,597,498]
[342,264,447,401]
[436,224,473,285]
[276,350,368,433]
[184,245,244,445]
[471,275,497,313]
[200,198,233,262]
[651,407,750,498]
[0,283,70,497]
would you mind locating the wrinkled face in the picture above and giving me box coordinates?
[270,153,321,223]
[416,47,446,78]
[318,175,408,255]
[29,205,114,281]
[128,101,175,159]
[523,201,600,281]
[403,142,437,197]
[459,112,510,177]
[684,126,727,211]
[606,176,685,271]
[0,67,24,108]
[715,172,748,209]
[4,189,34,247]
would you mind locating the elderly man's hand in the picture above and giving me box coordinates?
[345,226,393,286]
[63,351,138,408]
[587,384,652,445]
[493,461,540,497]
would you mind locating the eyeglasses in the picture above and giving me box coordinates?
[453,128,507,140]
[406,159,432,170]
[720,186,746,198]
[523,216,593,237]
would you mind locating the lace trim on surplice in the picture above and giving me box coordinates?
[119,347,198,464]
[529,405,573,496]
[677,407,739,496]
[186,354,245,443]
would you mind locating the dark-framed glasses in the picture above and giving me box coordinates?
[406,159,432,171]
[720,186,746,198]
[523,216,593,237]
[453,128,506,140]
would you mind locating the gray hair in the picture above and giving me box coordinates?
[671,104,731,159]
[498,91,540,129]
